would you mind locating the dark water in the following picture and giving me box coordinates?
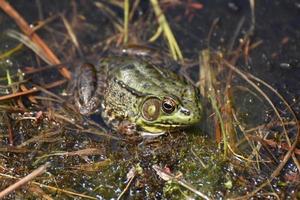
[0,0,299,199]
[174,0,300,113]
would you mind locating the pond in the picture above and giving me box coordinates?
[0,0,299,199]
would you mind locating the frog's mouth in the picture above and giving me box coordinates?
[139,123,191,137]
[137,116,199,133]
[155,123,188,128]
[139,125,190,137]
[140,122,189,134]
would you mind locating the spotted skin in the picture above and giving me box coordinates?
[75,56,202,135]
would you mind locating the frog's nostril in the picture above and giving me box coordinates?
[180,108,190,116]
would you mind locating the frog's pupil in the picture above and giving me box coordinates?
[162,98,176,113]
[163,102,173,110]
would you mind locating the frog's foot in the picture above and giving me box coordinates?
[74,63,103,115]
[76,96,100,115]
[117,121,137,136]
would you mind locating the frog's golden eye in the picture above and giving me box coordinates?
[142,98,161,121]
[162,97,176,114]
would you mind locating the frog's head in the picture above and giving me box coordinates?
[135,85,202,134]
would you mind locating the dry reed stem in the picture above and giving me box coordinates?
[223,60,300,199]
[0,0,71,80]
[0,163,50,198]
[153,164,211,200]
[0,172,98,199]
[0,79,67,101]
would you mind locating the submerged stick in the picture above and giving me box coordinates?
[0,0,71,80]
[0,79,67,101]
[0,171,97,200]
[0,163,50,199]
[223,60,300,199]
[153,165,211,200]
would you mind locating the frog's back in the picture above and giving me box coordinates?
[99,56,190,99]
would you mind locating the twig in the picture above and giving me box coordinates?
[0,172,97,200]
[3,113,14,146]
[0,0,71,80]
[123,0,129,44]
[61,15,84,58]
[224,60,300,170]
[150,0,183,61]
[0,79,67,101]
[0,43,23,60]
[246,135,300,155]
[223,60,300,199]
[248,74,300,172]
[117,170,135,200]
[248,0,255,35]
[0,162,50,199]
[23,63,68,75]
[153,165,211,200]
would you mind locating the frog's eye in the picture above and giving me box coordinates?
[162,97,176,114]
[142,98,161,121]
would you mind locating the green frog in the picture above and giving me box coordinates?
[74,54,202,136]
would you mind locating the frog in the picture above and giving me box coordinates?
[74,53,202,136]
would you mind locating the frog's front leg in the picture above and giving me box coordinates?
[75,63,102,115]
[116,120,137,136]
